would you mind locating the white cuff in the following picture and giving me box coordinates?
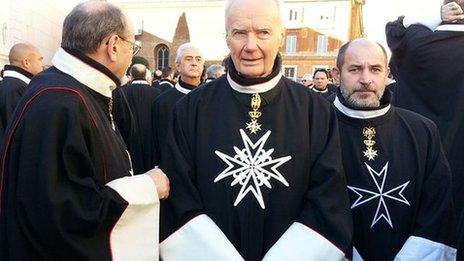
[160,214,244,260]
[395,236,456,261]
[403,3,442,30]
[262,222,346,261]
[106,174,160,261]
[106,174,158,205]
[353,247,364,261]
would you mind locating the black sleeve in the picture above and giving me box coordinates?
[418,122,455,244]
[262,95,353,260]
[301,101,353,255]
[0,84,26,139]
[386,16,432,78]
[3,91,128,260]
[112,87,135,144]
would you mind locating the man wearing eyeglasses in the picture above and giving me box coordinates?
[0,1,169,260]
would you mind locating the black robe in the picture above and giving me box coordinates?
[0,65,33,139]
[311,86,334,100]
[386,17,464,214]
[158,79,175,92]
[151,79,194,165]
[159,65,353,260]
[113,80,161,174]
[334,92,456,260]
[0,48,159,260]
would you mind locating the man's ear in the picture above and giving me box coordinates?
[106,34,119,62]
[21,58,29,69]
[332,67,341,82]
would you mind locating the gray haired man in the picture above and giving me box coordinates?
[159,0,352,260]
[0,1,169,260]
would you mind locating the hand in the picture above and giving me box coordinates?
[441,2,464,23]
[146,168,170,199]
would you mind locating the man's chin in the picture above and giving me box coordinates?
[237,67,271,79]
[349,97,379,109]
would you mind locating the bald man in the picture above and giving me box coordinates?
[158,0,352,260]
[0,42,43,137]
[113,63,161,174]
[332,38,456,260]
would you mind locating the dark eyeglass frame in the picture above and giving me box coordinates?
[107,35,141,55]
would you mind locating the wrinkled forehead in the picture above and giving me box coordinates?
[226,0,281,30]
[344,43,387,67]
[182,48,203,59]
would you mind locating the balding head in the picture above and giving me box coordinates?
[337,38,387,70]
[334,38,390,109]
[130,64,147,80]
[62,1,130,54]
[225,0,285,78]
[62,1,136,79]
[9,43,43,75]
[225,0,283,29]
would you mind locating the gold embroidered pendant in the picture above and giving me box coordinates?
[362,126,378,160]
[246,93,262,134]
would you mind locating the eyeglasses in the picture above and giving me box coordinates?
[118,35,142,55]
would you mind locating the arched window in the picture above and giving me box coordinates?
[156,45,169,70]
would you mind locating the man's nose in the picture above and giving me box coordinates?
[244,34,259,51]
[359,70,372,85]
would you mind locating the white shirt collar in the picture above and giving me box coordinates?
[226,72,282,94]
[2,70,31,84]
[175,82,191,94]
[334,96,391,119]
[52,48,117,98]
[435,24,464,32]
[131,80,149,85]
[311,87,328,93]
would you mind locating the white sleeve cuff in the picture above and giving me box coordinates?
[395,236,456,261]
[353,247,364,261]
[262,222,346,261]
[160,214,244,260]
[106,174,160,261]
[106,174,158,205]
[403,3,442,30]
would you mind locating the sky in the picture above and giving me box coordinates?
[364,0,443,50]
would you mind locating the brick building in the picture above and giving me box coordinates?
[280,27,342,81]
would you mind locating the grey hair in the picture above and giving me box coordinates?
[206,64,225,78]
[175,43,203,64]
[62,1,128,54]
[224,0,283,29]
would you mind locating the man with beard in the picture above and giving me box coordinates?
[151,43,205,165]
[158,0,352,260]
[332,38,456,260]
[0,42,43,138]
[0,2,169,260]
